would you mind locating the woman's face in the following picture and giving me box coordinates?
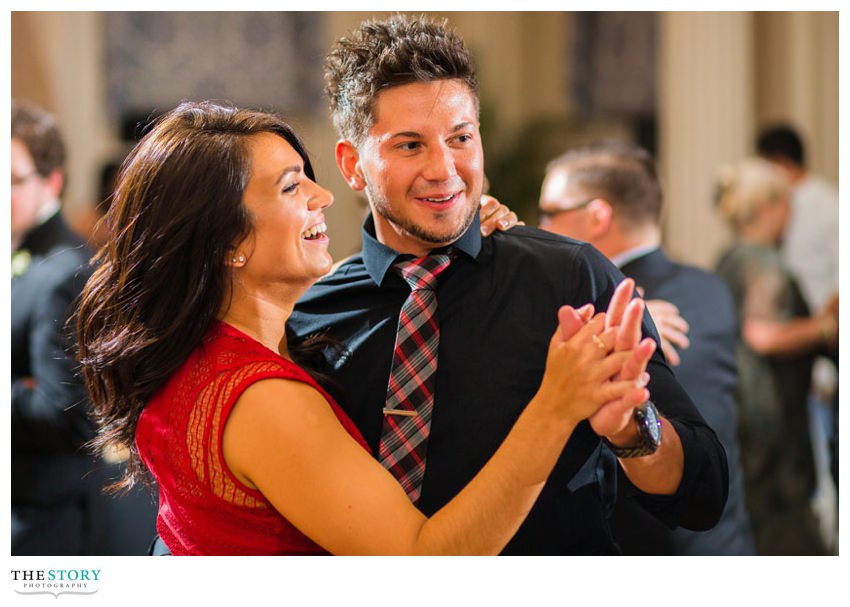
[235,132,334,288]
[763,194,791,244]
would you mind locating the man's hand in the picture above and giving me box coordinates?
[644,299,690,366]
[589,279,657,440]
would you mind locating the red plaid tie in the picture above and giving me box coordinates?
[378,253,452,504]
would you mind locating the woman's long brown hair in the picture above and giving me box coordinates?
[76,101,317,491]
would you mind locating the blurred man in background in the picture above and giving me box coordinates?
[538,141,754,554]
[12,100,99,555]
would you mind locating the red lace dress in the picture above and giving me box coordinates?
[136,321,370,555]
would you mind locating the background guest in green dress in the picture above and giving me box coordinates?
[713,157,838,555]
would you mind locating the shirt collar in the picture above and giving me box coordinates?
[610,243,660,269]
[361,212,483,286]
[17,199,61,253]
[37,198,61,224]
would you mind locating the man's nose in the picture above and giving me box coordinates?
[421,143,456,182]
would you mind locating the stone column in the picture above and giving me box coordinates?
[755,12,838,183]
[657,11,755,269]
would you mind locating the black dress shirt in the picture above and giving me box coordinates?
[290,216,728,554]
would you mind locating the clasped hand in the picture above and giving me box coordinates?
[541,278,656,440]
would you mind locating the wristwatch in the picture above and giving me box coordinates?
[603,400,662,458]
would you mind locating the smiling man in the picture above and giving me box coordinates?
[289,14,728,554]
[337,79,484,255]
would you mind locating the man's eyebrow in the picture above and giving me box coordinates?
[389,131,422,140]
[274,165,302,184]
[451,122,475,132]
[388,123,475,140]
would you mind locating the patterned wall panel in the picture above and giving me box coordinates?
[570,12,657,116]
[104,12,324,132]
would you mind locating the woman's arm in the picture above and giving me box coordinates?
[743,309,837,358]
[742,266,838,358]
[223,311,651,555]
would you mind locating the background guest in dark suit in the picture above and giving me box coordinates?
[12,100,102,555]
[538,140,755,555]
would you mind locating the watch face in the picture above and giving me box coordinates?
[640,401,662,443]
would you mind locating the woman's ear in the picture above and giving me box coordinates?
[336,139,366,191]
[225,254,247,268]
[225,247,248,268]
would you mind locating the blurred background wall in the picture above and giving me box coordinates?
[11,10,838,269]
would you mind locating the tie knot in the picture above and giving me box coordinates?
[393,253,452,291]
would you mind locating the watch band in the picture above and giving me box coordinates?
[602,437,658,458]
[602,401,662,458]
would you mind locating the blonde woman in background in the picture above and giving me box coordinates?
[714,157,838,555]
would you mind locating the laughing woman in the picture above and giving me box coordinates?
[75,101,653,555]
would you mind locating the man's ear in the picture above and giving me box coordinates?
[335,139,366,192]
[587,198,614,238]
[45,169,64,199]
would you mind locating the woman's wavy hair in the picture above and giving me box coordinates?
[76,101,317,491]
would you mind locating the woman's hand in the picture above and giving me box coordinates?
[479,195,522,236]
[537,309,650,428]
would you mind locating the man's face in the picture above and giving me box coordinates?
[355,79,484,256]
[11,138,54,247]
[538,167,596,243]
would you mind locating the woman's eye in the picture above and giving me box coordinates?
[282,182,299,194]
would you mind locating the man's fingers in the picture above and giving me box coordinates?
[614,297,644,351]
[577,303,595,323]
[594,383,651,416]
[617,338,657,380]
[645,299,679,315]
[651,307,689,334]
[557,305,585,341]
[660,339,681,366]
[605,278,635,330]
[661,327,690,350]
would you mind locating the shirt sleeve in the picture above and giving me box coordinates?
[11,266,96,453]
[577,244,729,531]
[627,361,730,531]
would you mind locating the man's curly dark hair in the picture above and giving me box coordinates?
[324,13,479,145]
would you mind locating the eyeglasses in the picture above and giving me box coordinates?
[11,172,41,188]
[538,198,596,224]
